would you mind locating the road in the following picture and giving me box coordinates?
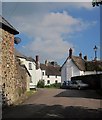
[2,88,102,119]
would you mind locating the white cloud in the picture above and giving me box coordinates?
[70,2,93,10]
[2,0,92,2]
[13,11,96,63]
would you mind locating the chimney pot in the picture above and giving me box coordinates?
[79,53,82,58]
[84,55,87,61]
[36,55,40,69]
[69,48,72,58]
[36,55,39,62]
[45,60,48,66]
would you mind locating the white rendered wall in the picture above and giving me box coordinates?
[61,59,81,83]
[41,70,61,85]
[18,58,36,88]
[36,68,42,85]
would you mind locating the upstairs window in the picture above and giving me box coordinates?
[47,75,49,78]
[55,75,57,78]
[29,63,32,70]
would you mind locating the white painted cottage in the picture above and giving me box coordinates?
[15,50,37,89]
[40,61,61,86]
[61,48,102,84]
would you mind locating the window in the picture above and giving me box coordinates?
[29,63,32,70]
[55,80,58,84]
[55,75,57,78]
[42,72,44,76]
[47,75,49,78]
[30,77,33,83]
[47,80,50,84]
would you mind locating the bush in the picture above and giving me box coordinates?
[45,83,61,88]
[37,80,45,88]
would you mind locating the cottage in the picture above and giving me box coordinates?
[61,48,102,84]
[15,50,42,89]
[40,60,61,85]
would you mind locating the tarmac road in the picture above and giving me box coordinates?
[2,88,102,119]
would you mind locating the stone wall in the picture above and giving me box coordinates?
[0,29,2,88]
[0,28,30,106]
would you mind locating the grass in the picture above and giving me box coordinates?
[14,89,37,105]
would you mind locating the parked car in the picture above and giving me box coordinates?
[60,81,68,89]
[69,80,89,90]
[60,80,89,90]
[60,81,71,89]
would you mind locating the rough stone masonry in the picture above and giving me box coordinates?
[0,17,30,106]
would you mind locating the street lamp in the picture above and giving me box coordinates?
[93,45,98,61]
[92,0,102,7]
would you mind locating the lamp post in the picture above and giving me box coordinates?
[93,45,98,61]
[92,0,102,7]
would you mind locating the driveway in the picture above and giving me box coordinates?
[2,88,102,119]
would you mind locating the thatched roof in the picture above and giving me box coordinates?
[85,61,102,71]
[72,56,85,71]
[61,55,102,71]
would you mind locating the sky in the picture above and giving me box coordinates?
[1,1,100,65]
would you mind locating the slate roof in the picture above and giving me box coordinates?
[14,49,27,59]
[61,55,102,71]
[40,64,61,76]
[14,49,35,62]
[0,15,19,35]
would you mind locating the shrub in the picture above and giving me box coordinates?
[45,83,61,88]
[37,80,45,88]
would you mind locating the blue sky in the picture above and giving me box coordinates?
[2,2,100,65]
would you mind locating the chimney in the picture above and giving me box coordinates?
[36,55,40,69]
[69,48,72,58]
[45,60,48,66]
[84,55,87,61]
[79,53,82,58]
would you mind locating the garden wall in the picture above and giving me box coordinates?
[71,74,102,89]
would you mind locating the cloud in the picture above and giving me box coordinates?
[2,2,97,64]
[2,0,92,2]
[14,11,96,62]
[71,3,93,10]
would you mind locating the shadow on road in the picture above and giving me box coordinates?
[2,103,102,119]
[55,89,102,99]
